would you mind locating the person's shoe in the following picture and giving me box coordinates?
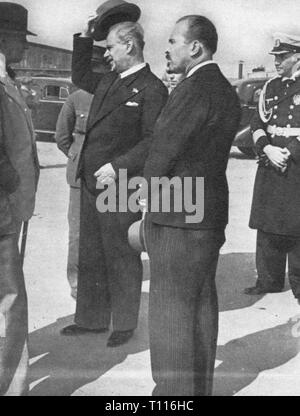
[244,286,282,295]
[107,330,134,348]
[60,324,109,336]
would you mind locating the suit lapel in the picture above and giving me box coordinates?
[87,65,150,132]
[87,71,118,128]
[1,76,35,135]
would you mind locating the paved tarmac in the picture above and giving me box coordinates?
[24,143,300,396]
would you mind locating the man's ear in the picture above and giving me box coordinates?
[126,39,134,54]
[190,40,203,58]
[292,53,300,73]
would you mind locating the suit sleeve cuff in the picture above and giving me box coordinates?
[255,135,270,154]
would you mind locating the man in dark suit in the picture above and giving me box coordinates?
[61,20,168,348]
[143,15,241,395]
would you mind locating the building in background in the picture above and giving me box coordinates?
[13,42,107,78]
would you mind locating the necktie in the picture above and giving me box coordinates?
[109,75,123,94]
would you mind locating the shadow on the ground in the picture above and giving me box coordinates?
[214,252,297,395]
[29,292,149,396]
[214,317,300,396]
[29,252,295,396]
[216,252,291,312]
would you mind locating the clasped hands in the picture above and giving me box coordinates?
[94,163,116,187]
[263,145,291,173]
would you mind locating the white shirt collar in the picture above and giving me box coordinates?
[186,60,217,78]
[120,63,147,79]
[0,53,7,78]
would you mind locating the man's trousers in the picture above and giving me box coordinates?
[255,230,300,298]
[75,182,143,331]
[145,218,225,396]
[67,186,80,299]
[0,232,28,396]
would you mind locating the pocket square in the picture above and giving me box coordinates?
[125,101,139,107]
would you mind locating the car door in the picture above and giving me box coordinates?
[31,80,72,142]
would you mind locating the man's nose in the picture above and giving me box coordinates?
[104,49,110,58]
[274,57,281,65]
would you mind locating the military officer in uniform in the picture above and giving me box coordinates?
[245,33,300,303]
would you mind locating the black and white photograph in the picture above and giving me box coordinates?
[0,0,300,399]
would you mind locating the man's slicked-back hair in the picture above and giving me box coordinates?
[109,21,145,52]
[177,15,218,54]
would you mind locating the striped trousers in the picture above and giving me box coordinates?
[145,217,225,396]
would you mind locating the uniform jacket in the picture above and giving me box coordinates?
[55,89,93,188]
[0,75,39,235]
[250,75,300,236]
[72,35,168,193]
[143,63,241,230]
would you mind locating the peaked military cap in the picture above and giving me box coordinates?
[270,32,300,55]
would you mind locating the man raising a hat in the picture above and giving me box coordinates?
[245,32,300,303]
[61,0,168,348]
[0,3,39,395]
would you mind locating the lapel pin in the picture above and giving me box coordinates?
[132,88,139,94]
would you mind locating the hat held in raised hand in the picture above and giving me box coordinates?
[270,32,300,55]
[0,2,36,36]
[89,0,141,41]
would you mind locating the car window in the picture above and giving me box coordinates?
[59,87,69,100]
[41,84,70,100]
[43,85,60,99]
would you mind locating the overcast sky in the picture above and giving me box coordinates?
[6,0,300,77]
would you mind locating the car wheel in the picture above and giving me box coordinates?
[237,146,256,158]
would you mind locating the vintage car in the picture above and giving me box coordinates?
[18,76,77,142]
[232,77,269,157]
[18,75,269,156]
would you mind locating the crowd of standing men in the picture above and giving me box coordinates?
[1,0,300,397]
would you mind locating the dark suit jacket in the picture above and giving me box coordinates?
[143,63,241,230]
[72,35,168,192]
